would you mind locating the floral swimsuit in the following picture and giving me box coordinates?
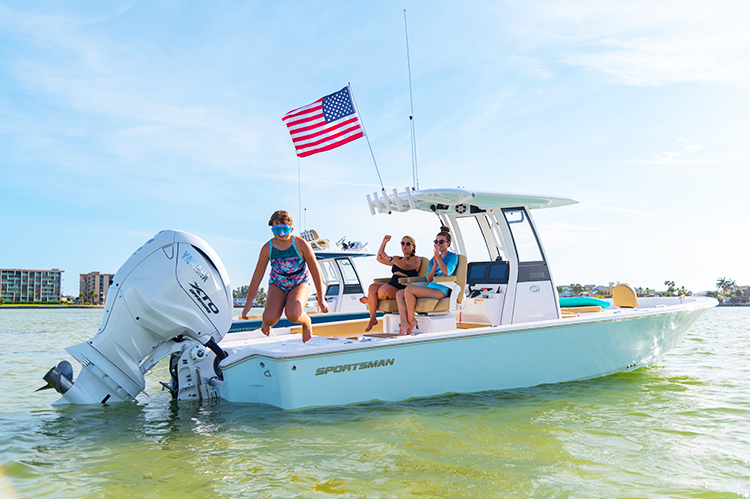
[268,238,309,294]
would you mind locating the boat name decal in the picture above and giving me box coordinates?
[181,251,210,282]
[315,358,394,376]
[189,282,220,314]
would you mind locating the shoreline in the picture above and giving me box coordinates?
[0,305,104,309]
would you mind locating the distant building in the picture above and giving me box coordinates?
[0,268,63,303]
[79,271,115,304]
[730,285,749,304]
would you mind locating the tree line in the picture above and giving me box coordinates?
[233,285,267,306]
[558,278,747,300]
[706,277,745,303]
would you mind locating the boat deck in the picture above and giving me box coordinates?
[218,297,712,368]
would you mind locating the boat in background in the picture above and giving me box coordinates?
[39,187,717,410]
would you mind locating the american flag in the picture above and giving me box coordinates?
[282,86,364,158]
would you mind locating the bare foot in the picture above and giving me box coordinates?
[399,320,413,335]
[400,320,418,336]
[302,322,313,343]
[359,296,368,304]
[261,323,271,336]
[364,318,378,332]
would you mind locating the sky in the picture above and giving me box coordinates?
[1,0,749,297]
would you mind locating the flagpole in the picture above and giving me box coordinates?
[348,83,385,192]
[297,158,302,226]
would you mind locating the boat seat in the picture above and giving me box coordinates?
[300,228,330,250]
[414,254,468,313]
[375,257,429,313]
[613,283,639,308]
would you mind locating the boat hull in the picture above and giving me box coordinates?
[215,299,714,409]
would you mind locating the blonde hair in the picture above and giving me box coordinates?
[268,210,293,226]
[403,235,417,257]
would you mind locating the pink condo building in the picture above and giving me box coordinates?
[79,271,115,304]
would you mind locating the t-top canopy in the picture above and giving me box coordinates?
[366,188,578,216]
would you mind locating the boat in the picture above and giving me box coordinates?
[38,187,717,409]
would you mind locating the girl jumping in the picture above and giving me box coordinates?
[240,210,328,342]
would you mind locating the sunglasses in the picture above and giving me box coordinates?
[434,239,448,245]
[401,241,413,246]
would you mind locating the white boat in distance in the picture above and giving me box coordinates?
[40,188,717,410]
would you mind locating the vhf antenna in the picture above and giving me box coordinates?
[404,9,419,190]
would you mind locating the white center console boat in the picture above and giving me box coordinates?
[39,188,717,409]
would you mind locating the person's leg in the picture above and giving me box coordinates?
[285,283,312,342]
[396,288,409,332]
[400,286,446,335]
[364,283,399,333]
[363,283,383,332]
[378,284,399,300]
[261,285,287,336]
[360,282,381,304]
[400,286,418,335]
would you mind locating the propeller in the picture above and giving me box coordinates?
[36,360,74,394]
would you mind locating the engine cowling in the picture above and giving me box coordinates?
[44,230,232,405]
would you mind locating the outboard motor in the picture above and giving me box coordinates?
[39,230,232,405]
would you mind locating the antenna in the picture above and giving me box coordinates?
[404,9,419,190]
[298,158,302,225]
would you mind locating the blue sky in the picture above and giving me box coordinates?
[1,0,748,297]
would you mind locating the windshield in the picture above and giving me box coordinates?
[503,209,544,263]
[336,259,360,285]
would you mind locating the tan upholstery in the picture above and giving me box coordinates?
[377,299,401,313]
[300,229,331,250]
[375,257,429,312]
[560,305,603,314]
[613,283,639,308]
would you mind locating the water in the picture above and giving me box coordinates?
[1,307,749,498]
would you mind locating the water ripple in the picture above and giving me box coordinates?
[1,308,749,498]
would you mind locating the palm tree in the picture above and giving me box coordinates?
[716,277,737,303]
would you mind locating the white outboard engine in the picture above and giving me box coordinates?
[39,230,232,405]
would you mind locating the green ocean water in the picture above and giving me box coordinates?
[1,307,748,498]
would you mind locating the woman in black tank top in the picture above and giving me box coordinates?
[360,235,421,332]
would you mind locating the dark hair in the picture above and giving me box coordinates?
[268,210,293,226]
[437,225,451,244]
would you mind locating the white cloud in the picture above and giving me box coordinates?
[622,137,709,165]
[504,0,750,85]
